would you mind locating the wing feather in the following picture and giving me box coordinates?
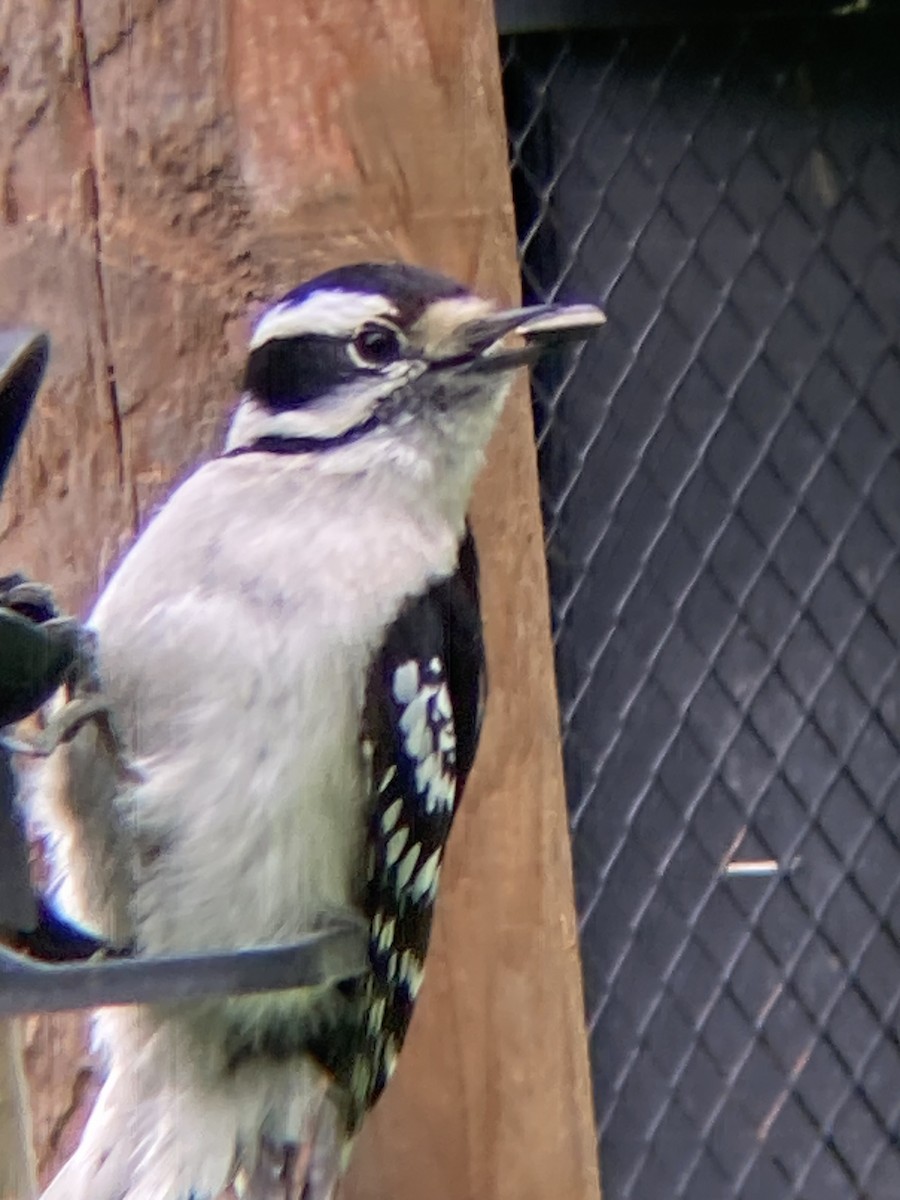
[308,527,485,1132]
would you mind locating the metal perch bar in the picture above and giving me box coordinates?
[0,924,369,1015]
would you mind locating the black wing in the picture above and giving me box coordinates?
[315,527,485,1133]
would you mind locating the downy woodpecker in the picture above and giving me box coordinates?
[38,263,604,1200]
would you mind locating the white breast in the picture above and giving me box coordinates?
[51,453,462,962]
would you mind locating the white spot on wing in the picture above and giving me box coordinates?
[385,826,409,867]
[399,950,425,998]
[381,797,403,832]
[393,673,458,814]
[410,848,442,902]
[427,770,456,814]
[383,1034,400,1080]
[368,996,387,1032]
[378,917,396,954]
[399,691,432,759]
[434,683,452,720]
[393,662,420,705]
[395,843,421,891]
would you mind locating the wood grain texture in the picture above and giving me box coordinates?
[0,1,600,1197]
[0,1021,35,1199]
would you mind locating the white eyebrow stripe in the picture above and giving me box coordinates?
[249,291,397,348]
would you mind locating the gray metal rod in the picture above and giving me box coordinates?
[0,925,368,1015]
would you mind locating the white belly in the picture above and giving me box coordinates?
[50,454,461,965]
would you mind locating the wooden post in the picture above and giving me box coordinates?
[0,1020,35,1199]
[0,3,600,1198]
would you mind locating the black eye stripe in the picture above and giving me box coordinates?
[243,334,368,411]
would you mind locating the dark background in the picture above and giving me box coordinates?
[500,11,900,1199]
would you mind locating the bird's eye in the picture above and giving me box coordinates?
[351,323,403,367]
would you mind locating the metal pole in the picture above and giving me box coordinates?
[0,924,369,1016]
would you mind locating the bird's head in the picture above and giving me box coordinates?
[226,263,604,500]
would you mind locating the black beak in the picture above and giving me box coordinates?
[438,302,605,373]
[0,329,49,495]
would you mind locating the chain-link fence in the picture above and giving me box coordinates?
[501,16,900,1200]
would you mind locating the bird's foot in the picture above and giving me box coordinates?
[3,693,143,782]
[0,574,60,623]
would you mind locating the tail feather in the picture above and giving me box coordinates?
[39,1062,243,1200]
[40,1067,143,1200]
[38,1038,341,1200]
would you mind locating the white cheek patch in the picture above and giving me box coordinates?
[249,291,398,347]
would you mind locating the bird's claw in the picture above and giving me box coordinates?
[3,693,143,783]
[0,576,60,623]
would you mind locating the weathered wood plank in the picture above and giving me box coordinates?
[0,1020,35,1199]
